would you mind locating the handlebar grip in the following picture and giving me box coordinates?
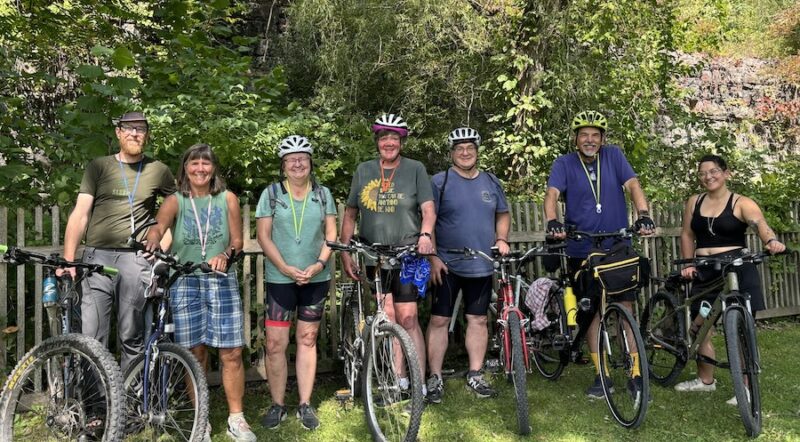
[0,245,7,254]
[102,266,119,276]
[326,241,351,251]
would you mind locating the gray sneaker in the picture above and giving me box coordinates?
[426,374,444,404]
[466,374,497,398]
[297,403,320,430]
[586,375,614,399]
[260,404,287,429]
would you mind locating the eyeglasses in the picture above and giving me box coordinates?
[119,125,149,134]
[453,145,477,153]
[284,157,310,165]
[697,168,723,178]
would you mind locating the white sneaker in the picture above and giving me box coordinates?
[674,378,716,392]
[726,389,751,406]
[227,415,257,441]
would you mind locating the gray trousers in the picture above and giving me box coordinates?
[81,247,150,371]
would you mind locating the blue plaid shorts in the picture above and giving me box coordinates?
[170,271,245,349]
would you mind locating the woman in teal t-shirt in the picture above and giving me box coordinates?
[255,135,337,430]
[145,143,254,441]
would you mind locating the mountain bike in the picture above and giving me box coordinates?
[121,220,223,442]
[0,245,124,441]
[445,246,540,435]
[327,238,424,442]
[640,249,789,437]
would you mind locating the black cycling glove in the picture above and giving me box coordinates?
[547,219,565,235]
[634,215,656,232]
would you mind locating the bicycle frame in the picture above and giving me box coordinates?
[495,261,531,375]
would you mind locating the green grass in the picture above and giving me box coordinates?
[203,319,800,441]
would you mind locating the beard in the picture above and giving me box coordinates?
[119,138,145,157]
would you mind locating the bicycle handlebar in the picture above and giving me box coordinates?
[327,239,421,262]
[127,219,239,276]
[673,249,792,269]
[0,245,119,276]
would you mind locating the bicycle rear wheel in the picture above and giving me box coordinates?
[530,288,568,380]
[122,342,209,442]
[363,322,423,442]
[508,314,531,435]
[341,297,364,397]
[640,290,687,386]
[724,306,762,437]
[598,303,649,429]
[0,334,124,441]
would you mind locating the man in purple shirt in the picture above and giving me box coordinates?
[544,111,655,399]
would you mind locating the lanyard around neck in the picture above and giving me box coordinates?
[578,153,602,214]
[189,193,213,260]
[117,157,144,233]
[286,180,311,243]
[380,159,398,193]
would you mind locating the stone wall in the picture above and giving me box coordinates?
[671,53,800,155]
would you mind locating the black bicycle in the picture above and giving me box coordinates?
[641,249,789,437]
[0,245,124,441]
[121,220,232,441]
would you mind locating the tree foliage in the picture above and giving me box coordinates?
[0,0,798,226]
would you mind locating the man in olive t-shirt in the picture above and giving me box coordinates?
[62,112,175,370]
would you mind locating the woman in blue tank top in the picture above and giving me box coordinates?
[675,154,785,403]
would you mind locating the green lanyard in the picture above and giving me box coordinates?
[578,154,602,214]
[286,180,311,244]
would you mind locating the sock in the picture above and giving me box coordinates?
[631,352,641,378]
[590,352,610,376]
[590,352,600,375]
[228,412,243,422]
[422,384,427,396]
[399,377,409,390]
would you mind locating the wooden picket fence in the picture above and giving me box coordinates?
[1,202,798,383]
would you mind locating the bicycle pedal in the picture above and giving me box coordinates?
[335,389,353,401]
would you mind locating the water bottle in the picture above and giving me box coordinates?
[42,269,58,307]
[564,286,578,327]
[699,300,712,318]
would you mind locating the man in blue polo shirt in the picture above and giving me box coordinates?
[425,127,510,404]
[544,111,655,399]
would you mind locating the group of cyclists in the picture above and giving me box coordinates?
[56,108,785,439]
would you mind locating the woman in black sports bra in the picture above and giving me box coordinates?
[674,154,785,401]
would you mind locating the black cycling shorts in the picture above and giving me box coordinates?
[265,281,329,326]
[365,266,419,303]
[430,273,493,318]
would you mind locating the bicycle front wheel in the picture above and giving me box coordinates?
[640,290,686,386]
[530,288,568,381]
[724,306,762,437]
[122,342,209,442]
[598,303,649,429]
[0,333,124,441]
[363,322,423,442]
[508,314,531,435]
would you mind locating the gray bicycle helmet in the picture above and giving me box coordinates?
[447,127,481,148]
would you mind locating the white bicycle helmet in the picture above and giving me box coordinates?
[372,113,409,137]
[278,135,313,158]
[448,127,481,148]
